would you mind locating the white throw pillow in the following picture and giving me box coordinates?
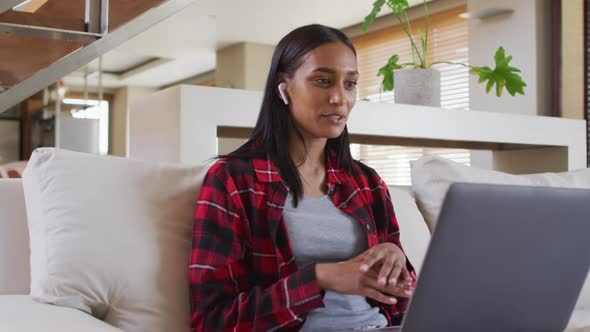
[410,155,590,322]
[411,156,590,231]
[389,186,430,274]
[22,148,207,332]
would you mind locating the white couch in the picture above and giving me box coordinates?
[0,178,123,331]
[0,148,588,331]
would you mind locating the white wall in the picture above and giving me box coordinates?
[112,86,157,157]
[468,0,551,116]
[59,116,100,154]
[128,87,182,162]
[218,137,247,155]
[244,42,274,91]
[468,0,552,169]
[216,42,274,91]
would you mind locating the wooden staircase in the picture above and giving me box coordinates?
[0,0,195,113]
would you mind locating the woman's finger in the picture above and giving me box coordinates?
[390,281,413,291]
[364,268,412,291]
[364,276,412,298]
[377,255,395,285]
[387,261,404,286]
[355,250,369,261]
[391,285,413,298]
[363,287,398,305]
[360,248,385,273]
[364,259,409,284]
[400,267,413,283]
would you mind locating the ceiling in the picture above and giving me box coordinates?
[62,0,427,90]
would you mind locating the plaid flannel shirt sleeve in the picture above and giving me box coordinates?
[189,163,324,331]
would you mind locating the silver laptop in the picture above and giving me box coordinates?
[352,183,590,332]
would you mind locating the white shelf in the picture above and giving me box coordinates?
[129,85,587,173]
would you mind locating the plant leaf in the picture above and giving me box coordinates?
[386,0,410,14]
[363,0,386,32]
[470,47,527,97]
[486,78,494,94]
[379,69,394,91]
[377,54,403,91]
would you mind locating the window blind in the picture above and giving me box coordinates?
[351,5,470,186]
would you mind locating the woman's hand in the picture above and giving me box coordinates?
[359,242,413,288]
[315,244,414,304]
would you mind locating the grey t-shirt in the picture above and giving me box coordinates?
[283,193,388,331]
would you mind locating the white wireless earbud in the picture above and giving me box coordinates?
[278,82,289,105]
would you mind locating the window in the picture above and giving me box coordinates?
[64,98,110,155]
[350,144,469,186]
[351,5,470,186]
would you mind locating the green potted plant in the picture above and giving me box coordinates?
[363,0,527,106]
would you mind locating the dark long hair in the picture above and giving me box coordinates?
[220,24,357,207]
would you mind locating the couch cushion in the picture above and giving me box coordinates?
[390,186,430,274]
[0,295,123,332]
[22,148,207,332]
[0,179,30,295]
[410,156,590,318]
[568,308,590,331]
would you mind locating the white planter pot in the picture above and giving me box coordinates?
[393,68,440,107]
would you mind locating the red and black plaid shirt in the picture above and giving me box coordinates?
[190,148,415,331]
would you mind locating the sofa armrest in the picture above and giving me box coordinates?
[0,179,30,294]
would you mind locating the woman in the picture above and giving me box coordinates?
[190,24,415,332]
